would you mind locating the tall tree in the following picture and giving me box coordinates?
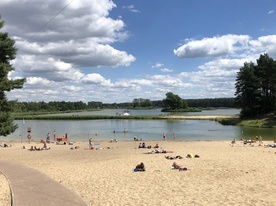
[0,16,25,136]
[235,62,260,117]
[255,54,276,114]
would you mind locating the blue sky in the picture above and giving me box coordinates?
[1,0,276,103]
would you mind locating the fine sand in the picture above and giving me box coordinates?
[0,140,276,206]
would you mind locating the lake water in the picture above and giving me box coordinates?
[2,109,276,142]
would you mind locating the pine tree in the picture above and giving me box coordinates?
[255,54,276,114]
[235,62,260,117]
[235,54,276,118]
[0,16,25,136]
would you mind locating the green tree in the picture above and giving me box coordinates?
[255,54,276,114]
[163,92,188,110]
[235,54,276,118]
[132,98,152,108]
[0,16,25,136]
[235,62,261,117]
[87,101,103,108]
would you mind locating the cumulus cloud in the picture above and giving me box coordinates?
[268,10,274,15]
[82,73,113,87]
[249,35,276,57]
[2,0,135,76]
[174,34,250,58]
[173,33,276,99]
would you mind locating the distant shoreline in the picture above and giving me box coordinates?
[14,114,237,120]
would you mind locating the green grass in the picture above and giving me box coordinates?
[218,112,276,128]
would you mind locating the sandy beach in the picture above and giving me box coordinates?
[0,139,276,206]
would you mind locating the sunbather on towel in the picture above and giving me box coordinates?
[172,162,187,171]
[165,155,183,160]
[186,154,200,158]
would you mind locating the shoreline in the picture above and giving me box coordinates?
[1,140,276,205]
[14,114,237,120]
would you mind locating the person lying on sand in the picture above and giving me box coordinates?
[70,146,80,150]
[172,162,187,171]
[1,143,12,148]
[165,155,183,160]
[265,144,276,148]
[186,154,200,158]
[146,149,168,154]
[28,146,44,151]
[134,162,145,172]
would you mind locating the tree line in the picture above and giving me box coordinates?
[11,96,237,113]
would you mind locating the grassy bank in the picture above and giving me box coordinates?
[218,112,276,128]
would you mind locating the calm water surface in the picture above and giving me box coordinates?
[3,109,276,142]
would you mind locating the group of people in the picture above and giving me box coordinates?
[134,141,197,172]
[165,155,183,160]
[230,136,265,147]
[45,132,68,143]
[138,142,151,149]
[138,142,160,149]
[134,160,188,172]
[26,143,51,151]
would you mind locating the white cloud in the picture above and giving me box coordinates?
[8,33,276,103]
[26,77,52,85]
[2,0,135,70]
[249,35,276,57]
[62,85,82,92]
[161,68,173,73]
[82,73,113,87]
[268,10,274,15]
[122,5,140,13]
[151,63,164,68]
[174,34,250,58]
